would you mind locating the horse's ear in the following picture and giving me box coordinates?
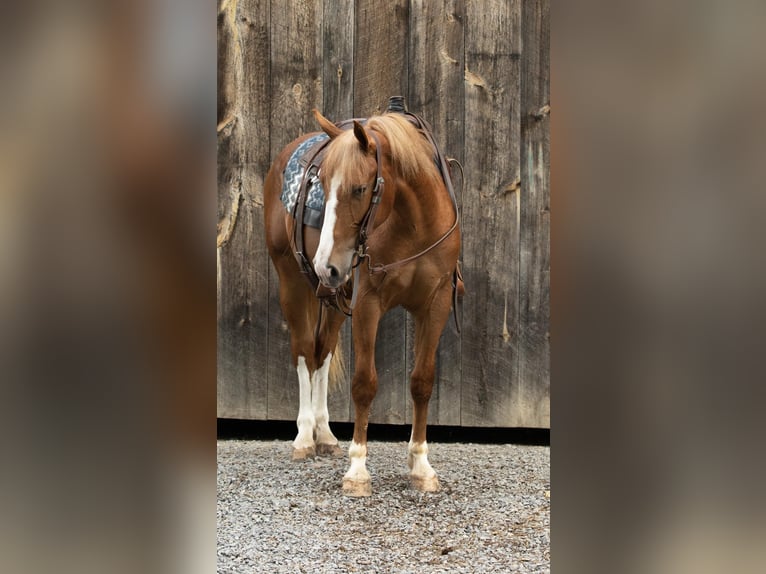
[353,120,370,153]
[313,109,342,139]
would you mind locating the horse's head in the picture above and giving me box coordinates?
[312,109,380,289]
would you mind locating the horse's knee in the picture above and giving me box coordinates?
[291,336,316,370]
[351,369,377,406]
[410,369,435,404]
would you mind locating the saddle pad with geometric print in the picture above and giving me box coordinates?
[280,133,329,229]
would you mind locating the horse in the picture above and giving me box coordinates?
[264,103,462,497]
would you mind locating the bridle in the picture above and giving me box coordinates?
[352,131,386,267]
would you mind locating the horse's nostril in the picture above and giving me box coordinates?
[328,265,339,279]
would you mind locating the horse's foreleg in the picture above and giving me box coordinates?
[342,301,382,497]
[408,288,453,492]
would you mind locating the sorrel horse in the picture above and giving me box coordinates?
[264,101,462,496]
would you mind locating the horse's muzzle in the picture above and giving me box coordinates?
[316,263,351,289]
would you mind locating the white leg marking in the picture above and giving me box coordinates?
[293,356,315,450]
[343,441,370,483]
[408,438,437,481]
[311,353,338,446]
[313,175,341,284]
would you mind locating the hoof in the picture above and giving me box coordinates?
[291,446,316,461]
[342,478,372,497]
[410,475,440,493]
[316,443,344,457]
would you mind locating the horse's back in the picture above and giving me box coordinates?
[264,132,321,258]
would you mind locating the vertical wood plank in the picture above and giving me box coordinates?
[217,0,550,429]
[354,0,410,424]
[518,0,550,428]
[266,0,324,421]
[461,0,522,427]
[217,0,271,419]
[407,0,465,426]
[322,0,354,121]
[353,0,410,116]
[322,1,355,423]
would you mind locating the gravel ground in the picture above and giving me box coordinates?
[218,439,550,573]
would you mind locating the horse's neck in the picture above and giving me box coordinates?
[390,173,452,239]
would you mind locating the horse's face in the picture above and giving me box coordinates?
[313,117,378,289]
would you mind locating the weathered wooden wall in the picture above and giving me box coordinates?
[217,0,550,428]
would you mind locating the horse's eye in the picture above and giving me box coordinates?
[352,185,365,196]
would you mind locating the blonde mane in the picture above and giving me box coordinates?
[366,114,439,183]
[321,113,439,185]
[321,130,370,185]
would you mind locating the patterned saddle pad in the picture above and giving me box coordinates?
[280,133,329,229]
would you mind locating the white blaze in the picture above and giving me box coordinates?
[313,174,341,284]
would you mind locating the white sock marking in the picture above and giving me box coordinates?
[343,441,370,483]
[311,353,338,445]
[408,438,436,480]
[293,356,315,450]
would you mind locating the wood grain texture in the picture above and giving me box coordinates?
[460,0,522,427]
[217,0,271,419]
[406,0,465,426]
[322,0,355,423]
[353,0,409,116]
[217,0,550,428]
[354,0,410,425]
[322,0,354,121]
[518,0,550,428]
[266,0,324,421]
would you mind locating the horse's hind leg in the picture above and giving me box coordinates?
[312,307,346,457]
[408,285,453,492]
[274,258,321,460]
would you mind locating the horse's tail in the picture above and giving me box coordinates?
[328,342,346,392]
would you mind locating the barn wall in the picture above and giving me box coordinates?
[217,0,550,428]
